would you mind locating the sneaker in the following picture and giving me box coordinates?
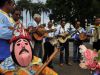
[66,62,72,66]
[59,63,64,66]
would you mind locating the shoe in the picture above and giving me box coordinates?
[66,62,72,66]
[59,63,64,66]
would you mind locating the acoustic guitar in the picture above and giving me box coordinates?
[58,31,77,43]
[46,36,58,46]
[33,27,56,41]
[79,32,87,41]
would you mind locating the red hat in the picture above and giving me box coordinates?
[10,28,31,43]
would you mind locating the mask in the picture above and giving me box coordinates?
[11,39,33,67]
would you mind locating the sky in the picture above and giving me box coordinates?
[32,0,46,3]
[15,0,46,3]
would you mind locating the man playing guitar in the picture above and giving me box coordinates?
[28,14,44,59]
[55,19,72,66]
[72,20,87,63]
[43,21,56,68]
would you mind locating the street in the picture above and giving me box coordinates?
[53,42,92,75]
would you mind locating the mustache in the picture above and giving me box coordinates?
[19,48,29,55]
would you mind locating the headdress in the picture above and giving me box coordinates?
[10,25,31,43]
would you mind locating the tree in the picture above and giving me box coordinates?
[16,0,49,24]
[46,0,72,22]
[46,0,100,24]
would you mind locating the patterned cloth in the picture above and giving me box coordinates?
[0,56,58,75]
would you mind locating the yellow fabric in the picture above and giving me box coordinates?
[0,10,15,26]
[0,56,58,75]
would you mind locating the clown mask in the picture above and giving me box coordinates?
[10,39,33,67]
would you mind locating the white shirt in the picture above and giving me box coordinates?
[55,23,75,35]
[28,20,41,27]
[45,26,55,37]
[65,23,76,32]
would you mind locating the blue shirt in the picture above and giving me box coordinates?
[0,9,15,61]
[0,9,15,39]
[72,27,86,40]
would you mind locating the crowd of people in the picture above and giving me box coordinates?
[0,0,100,75]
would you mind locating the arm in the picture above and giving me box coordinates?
[0,14,14,39]
[0,23,13,40]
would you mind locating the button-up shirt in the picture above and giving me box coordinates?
[0,9,15,39]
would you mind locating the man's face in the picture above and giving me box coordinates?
[75,21,80,28]
[95,18,100,26]
[13,10,21,21]
[14,39,32,67]
[34,17,41,24]
[48,22,53,28]
[61,21,66,27]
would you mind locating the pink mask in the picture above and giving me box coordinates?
[13,39,32,67]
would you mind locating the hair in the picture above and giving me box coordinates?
[33,14,41,19]
[60,19,65,24]
[0,0,8,7]
[11,7,21,15]
[0,0,15,7]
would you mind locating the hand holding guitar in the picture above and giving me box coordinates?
[33,26,56,41]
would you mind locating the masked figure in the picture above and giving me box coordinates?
[0,28,58,75]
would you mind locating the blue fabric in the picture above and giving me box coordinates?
[34,42,43,59]
[0,11,13,39]
[73,43,79,61]
[0,39,11,61]
[0,10,15,61]
[92,71,100,75]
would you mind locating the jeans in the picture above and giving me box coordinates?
[34,41,43,59]
[73,40,82,62]
[59,40,69,64]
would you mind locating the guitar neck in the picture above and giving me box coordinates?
[45,29,56,33]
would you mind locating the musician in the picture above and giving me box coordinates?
[43,21,56,68]
[0,28,58,75]
[55,20,72,66]
[72,20,86,63]
[11,7,23,29]
[28,14,41,27]
[28,14,44,59]
[0,0,15,63]
[92,17,100,51]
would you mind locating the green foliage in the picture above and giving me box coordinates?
[46,0,100,22]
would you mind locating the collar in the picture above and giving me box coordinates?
[0,9,9,17]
